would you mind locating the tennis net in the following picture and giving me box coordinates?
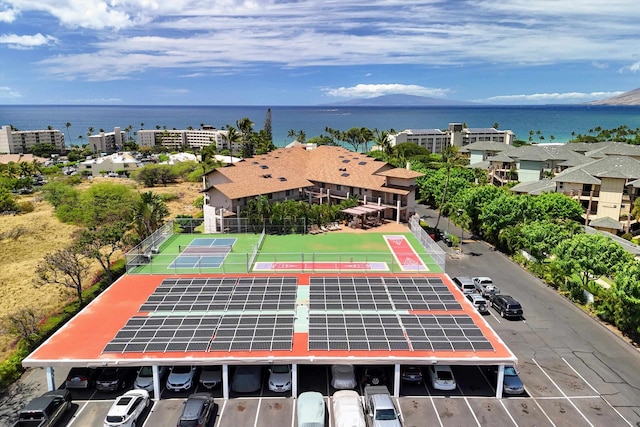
[178,244,232,254]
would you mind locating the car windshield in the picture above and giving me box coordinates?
[437,370,453,381]
[504,366,518,376]
[172,366,192,374]
[272,365,290,374]
[375,409,398,420]
[139,366,153,377]
[106,415,126,423]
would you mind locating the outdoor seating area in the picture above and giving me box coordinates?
[307,222,342,234]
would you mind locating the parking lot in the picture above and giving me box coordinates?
[48,354,630,427]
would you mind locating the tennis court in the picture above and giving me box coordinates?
[168,237,237,269]
[126,229,442,274]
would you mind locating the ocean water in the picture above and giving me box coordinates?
[1,104,639,147]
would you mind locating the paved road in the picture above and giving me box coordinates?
[417,205,640,424]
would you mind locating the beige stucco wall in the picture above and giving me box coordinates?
[597,177,624,219]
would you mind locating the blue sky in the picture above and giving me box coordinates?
[0,0,639,105]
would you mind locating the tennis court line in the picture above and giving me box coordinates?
[252,261,389,272]
[383,235,429,271]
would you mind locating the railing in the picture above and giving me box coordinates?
[409,215,446,271]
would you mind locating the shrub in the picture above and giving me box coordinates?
[17,201,35,213]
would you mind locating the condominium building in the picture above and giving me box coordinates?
[137,126,235,152]
[88,127,125,154]
[0,125,65,154]
[202,145,423,232]
[389,123,514,153]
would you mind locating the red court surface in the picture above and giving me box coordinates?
[383,235,429,271]
[23,273,516,368]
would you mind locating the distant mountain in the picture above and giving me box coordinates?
[324,94,478,107]
[589,88,640,106]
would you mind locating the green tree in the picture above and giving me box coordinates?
[79,182,137,227]
[76,223,129,286]
[553,233,632,288]
[131,191,169,240]
[434,145,461,229]
[36,245,90,306]
[264,108,272,143]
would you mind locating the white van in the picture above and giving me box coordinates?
[452,276,476,294]
[332,390,365,427]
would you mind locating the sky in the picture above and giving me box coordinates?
[0,0,639,106]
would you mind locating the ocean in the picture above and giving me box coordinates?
[1,104,639,148]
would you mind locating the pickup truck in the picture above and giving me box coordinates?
[13,389,72,427]
[472,276,501,298]
[363,385,402,427]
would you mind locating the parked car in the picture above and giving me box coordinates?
[451,276,476,294]
[297,391,325,427]
[501,365,525,395]
[490,295,524,319]
[427,365,456,391]
[13,389,72,427]
[331,364,357,390]
[466,293,489,314]
[65,367,97,389]
[231,366,262,393]
[134,366,168,392]
[95,367,133,392]
[401,366,423,384]
[361,367,387,386]
[177,392,218,427]
[199,366,222,389]
[332,390,365,427]
[268,365,292,392]
[472,276,500,298]
[103,389,150,427]
[166,366,198,392]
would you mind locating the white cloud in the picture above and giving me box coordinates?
[0,33,57,49]
[591,61,608,69]
[1,0,638,81]
[0,7,18,22]
[0,85,22,98]
[324,84,450,99]
[483,91,625,104]
[620,61,640,73]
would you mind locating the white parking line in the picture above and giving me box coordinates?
[498,399,520,426]
[327,396,333,427]
[458,383,482,427]
[532,358,595,427]
[562,357,634,427]
[428,395,444,427]
[252,397,262,427]
[216,399,228,427]
[66,400,91,426]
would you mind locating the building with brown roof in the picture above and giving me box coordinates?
[202,145,423,232]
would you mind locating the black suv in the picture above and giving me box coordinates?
[362,367,387,386]
[178,392,218,427]
[490,295,523,319]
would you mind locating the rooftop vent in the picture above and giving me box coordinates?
[278,177,287,181]
[358,161,366,165]
[263,174,272,178]
[260,165,269,169]
[339,167,347,171]
[342,159,350,163]
[341,173,350,177]
[252,161,259,164]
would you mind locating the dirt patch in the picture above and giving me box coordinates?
[0,179,202,361]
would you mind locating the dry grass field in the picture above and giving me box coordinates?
[0,178,203,361]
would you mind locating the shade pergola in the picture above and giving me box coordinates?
[341,204,386,216]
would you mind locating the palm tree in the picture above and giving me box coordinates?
[434,145,460,229]
[236,117,255,157]
[358,127,374,152]
[343,127,362,152]
[296,130,306,144]
[287,129,297,142]
[374,129,393,161]
[223,125,241,155]
[131,192,169,240]
[65,122,72,146]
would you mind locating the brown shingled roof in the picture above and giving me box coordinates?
[207,146,423,199]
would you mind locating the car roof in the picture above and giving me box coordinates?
[467,294,485,301]
[110,391,145,415]
[182,393,212,418]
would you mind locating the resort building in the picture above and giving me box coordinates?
[78,152,143,177]
[202,145,423,232]
[469,141,640,233]
[137,126,234,152]
[88,127,125,154]
[389,123,514,154]
[0,125,65,154]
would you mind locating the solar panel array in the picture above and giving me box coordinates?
[103,275,496,355]
[140,276,298,312]
[104,276,297,354]
[309,276,461,311]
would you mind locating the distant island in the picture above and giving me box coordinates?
[589,88,640,106]
[324,94,478,107]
